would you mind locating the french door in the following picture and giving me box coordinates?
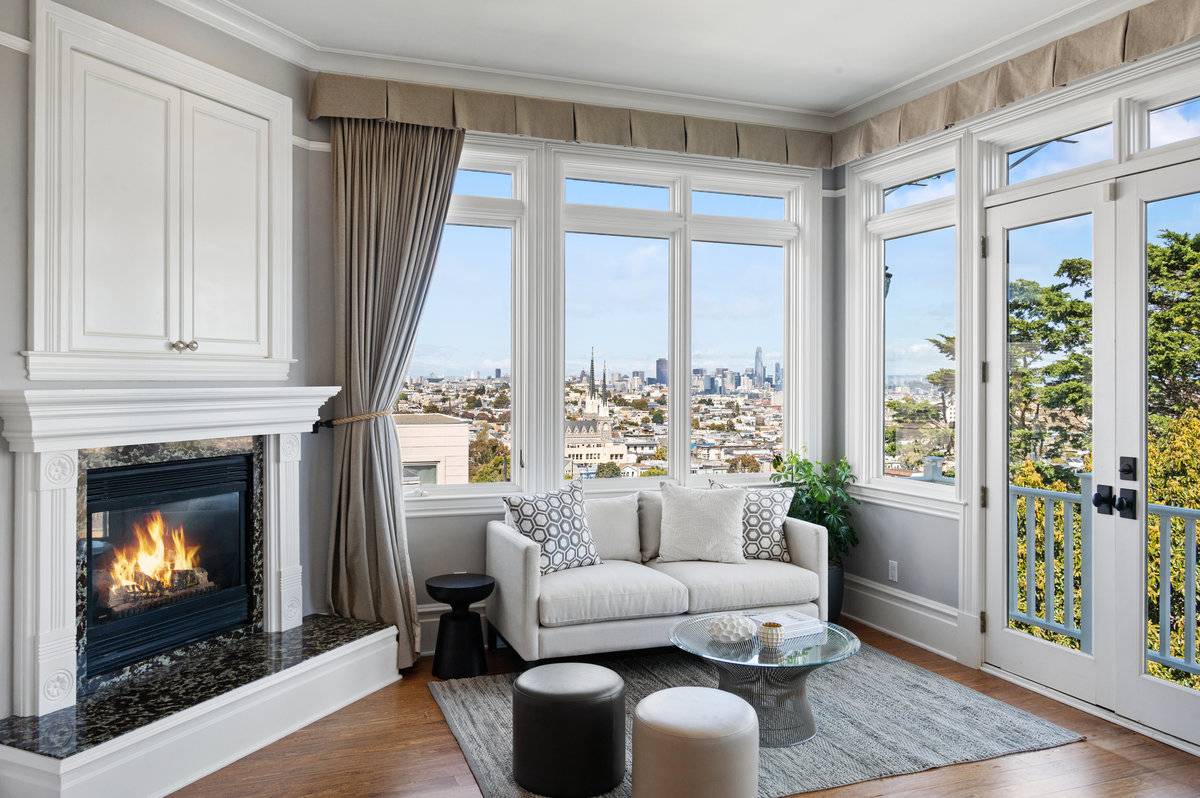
[985,162,1200,745]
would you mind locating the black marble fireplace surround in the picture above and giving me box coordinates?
[76,437,265,692]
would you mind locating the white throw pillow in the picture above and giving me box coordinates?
[585,493,641,562]
[656,483,747,564]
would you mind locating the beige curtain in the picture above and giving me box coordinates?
[329,118,465,668]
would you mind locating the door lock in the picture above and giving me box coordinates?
[1092,484,1137,519]
[1119,456,1137,481]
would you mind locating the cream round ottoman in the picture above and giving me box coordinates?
[632,686,759,798]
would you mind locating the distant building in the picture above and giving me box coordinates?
[754,347,765,387]
[494,368,502,379]
[774,362,783,389]
[630,370,645,389]
[656,358,669,386]
[565,350,630,473]
[393,413,470,486]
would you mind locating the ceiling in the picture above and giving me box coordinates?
[216,0,1145,125]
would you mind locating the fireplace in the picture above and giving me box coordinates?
[84,454,253,675]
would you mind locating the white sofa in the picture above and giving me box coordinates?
[486,491,828,662]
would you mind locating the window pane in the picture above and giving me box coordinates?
[1007,124,1112,184]
[883,226,956,482]
[1149,96,1200,149]
[565,178,670,210]
[452,169,512,198]
[690,242,784,477]
[564,234,669,480]
[397,224,512,485]
[883,169,956,213]
[691,190,785,219]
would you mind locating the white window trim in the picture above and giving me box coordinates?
[846,139,965,515]
[407,136,821,515]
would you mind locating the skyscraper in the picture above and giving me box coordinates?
[774,362,782,389]
[494,368,502,379]
[753,347,765,387]
[655,358,668,386]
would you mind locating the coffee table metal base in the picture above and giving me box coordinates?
[711,661,819,747]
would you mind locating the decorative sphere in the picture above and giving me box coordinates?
[707,614,757,644]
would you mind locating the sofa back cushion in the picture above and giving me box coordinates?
[657,483,746,564]
[638,491,663,562]
[585,493,640,562]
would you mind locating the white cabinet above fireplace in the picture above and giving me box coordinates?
[26,1,293,381]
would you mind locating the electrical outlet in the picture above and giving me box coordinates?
[888,560,899,582]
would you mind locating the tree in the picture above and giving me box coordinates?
[595,461,622,478]
[422,402,441,414]
[727,454,761,473]
[650,409,665,425]
[653,446,668,461]
[493,392,510,409]
[641,466,668,477]
[468,425,509,483]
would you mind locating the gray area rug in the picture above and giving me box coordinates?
[429,646,1083,797]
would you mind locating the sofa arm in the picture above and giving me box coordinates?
[485,520,541,661]
[784,518,829,621]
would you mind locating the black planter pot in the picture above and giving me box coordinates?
[827,563,844,624]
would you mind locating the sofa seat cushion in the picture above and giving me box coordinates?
[539,561,688,628]
[648,560,819,614]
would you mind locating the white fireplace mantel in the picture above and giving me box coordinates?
[0,386,339,717]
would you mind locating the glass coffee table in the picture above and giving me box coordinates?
[670,615,860,747]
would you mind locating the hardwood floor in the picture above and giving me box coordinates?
[177,621,1200,797]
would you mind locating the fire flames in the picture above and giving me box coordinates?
[109,510,201,592]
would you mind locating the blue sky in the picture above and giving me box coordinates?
[408,182,785,379]
[884,226,956,378]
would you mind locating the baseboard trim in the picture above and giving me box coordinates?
[0,627,400,798]
[841,574,962,662]
[980,663,1200,758]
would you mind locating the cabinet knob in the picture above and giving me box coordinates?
[186,340,199,351]
[170,340,187,352]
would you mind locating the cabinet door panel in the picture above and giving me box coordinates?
[70,53,180,352]
[182,94,269,357]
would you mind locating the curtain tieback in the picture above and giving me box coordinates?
[312,409,392,433]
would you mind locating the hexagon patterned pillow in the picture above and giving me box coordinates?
[710,482,795,562]
[503,481,602,574]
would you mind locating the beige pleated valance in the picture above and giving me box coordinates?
[309,74,834,168]
[309,0,1200,172]
[834,0,1200,166]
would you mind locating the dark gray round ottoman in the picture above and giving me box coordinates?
[512,663,626,797]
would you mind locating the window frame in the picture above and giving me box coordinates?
[401,138,538,511]
[554,145,817,493]
[404,135,821,515]
[846,140,964,514]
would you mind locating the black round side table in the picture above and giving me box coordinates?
[425,573,495,679]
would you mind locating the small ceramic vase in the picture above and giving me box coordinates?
[708,614,757,644]
[758,621,785,647]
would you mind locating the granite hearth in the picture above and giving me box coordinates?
[0,615,388,759]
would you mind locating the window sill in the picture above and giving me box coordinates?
[850,478,965,519]
[403,489,510,518]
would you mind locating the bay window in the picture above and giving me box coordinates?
[401,135,820,513]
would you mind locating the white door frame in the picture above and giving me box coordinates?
[1113,161,1200,745]
[983,183,1118,706]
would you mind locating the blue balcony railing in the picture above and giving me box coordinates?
[1008,475,1200,676]
[1008,476,1093,654]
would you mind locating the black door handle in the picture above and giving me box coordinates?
[1092,484,1136,519]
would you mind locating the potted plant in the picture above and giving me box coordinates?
[770,452,859,622]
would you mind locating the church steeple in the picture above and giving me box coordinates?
[588,347,596,398]
[601,361,608,400]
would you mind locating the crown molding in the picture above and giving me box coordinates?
[152,0,836,130]
[833,0,1154,127]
